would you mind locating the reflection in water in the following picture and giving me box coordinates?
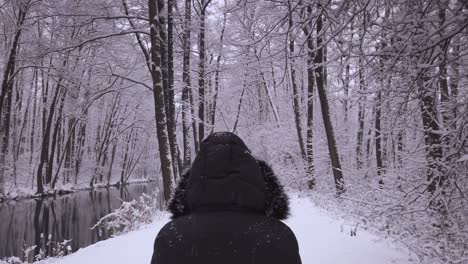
[0,183,161,262]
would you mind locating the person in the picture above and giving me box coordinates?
[151,132,301,264]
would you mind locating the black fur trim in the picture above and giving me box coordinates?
[257,160,290,220]
[167,170,190,219]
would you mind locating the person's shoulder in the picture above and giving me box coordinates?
[156,216,184,236]
[273,219,298,242]
[251,217,302,263]
[155,214,196,240]
[277,220,296,236]
[248,215,299,245]
[260,217,296,235]
[155,220,174,239]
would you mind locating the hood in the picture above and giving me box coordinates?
[168,132,290,220]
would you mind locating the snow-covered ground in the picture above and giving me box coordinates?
[38,194,416,264]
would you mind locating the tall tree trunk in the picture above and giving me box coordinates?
[166,0,182,178]
[375,90,384,184]
[198,0,208,144]
[419,73,443,195]
[29,70,38,165]
[91,95,119,187]
[450,36,460,124]
[148,0,174,201]
[64,119,75,184]
[158,0,179,181]
[0,1,29,195]
[74,96,88,184]
[343,63,350,124]
[47,90,66,189]
[355,57,366,170]
[120,133,131,186]
[253,50,281,126]
[302,5,316,189]
[343,22,353,127]
[211,1,227,132]
[0,69,14,195]
[438,3,450,129]
[365,120,373,175]
[0,2,28,120]
[450,36,459,124]
[74,112,87,184]
[315,5,344,194]
[36,82,62,194]
[107,142,117,185]
[396,130,403,167]
[182,0,193,169]
[288,4,306,162]
[233,48,249,133]
[53,117,79,187]
[16,76,31,161]
[375,41,385,184]
[190,86,199,152]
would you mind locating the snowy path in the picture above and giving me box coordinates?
[40,194,415,264]
[285,195,415,264]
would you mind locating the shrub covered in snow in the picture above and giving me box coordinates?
[92,192,161,236]
[0,237,72,264]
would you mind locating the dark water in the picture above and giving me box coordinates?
[0,183,161,262]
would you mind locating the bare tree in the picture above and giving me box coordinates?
[182,0,193,170]
[302,4,316,189]
[0,0,31,195]
[314,3,344,194]
[210,0,227,132]
[197,0,212,143]
[288,3,307,163]
[148,0,174,201]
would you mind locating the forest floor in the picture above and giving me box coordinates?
[37,194,417,264]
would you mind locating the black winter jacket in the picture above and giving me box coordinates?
[151,132,301,264]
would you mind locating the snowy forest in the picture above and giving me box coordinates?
[0,0,467,263]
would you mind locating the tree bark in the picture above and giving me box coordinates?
[190,85,199,153]
[315,5,344,194]
[198,0,209,144]
[29,70,38,166]
[107,142,117,185]
[0,1,29,195]
[253,50,281,127]
[449,36,459,124]
[182,0,193,170]
[48,90,66,189]
[375,90,384,183]
[288,4,306,163]
[438,3,450,128]
[343,21,353,126]
[211,1,227,132]
[148,0,174,201]
[302,5,315,188]
[419,73,443,195]
[355,57,366,170]
[157,0,179,182]
[233,48,249,133]
[375,41,386,184]
[36,82,62,194]
[166,0,182,178]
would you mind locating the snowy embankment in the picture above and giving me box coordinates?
[39,194,416,264]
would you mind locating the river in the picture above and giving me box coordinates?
[0,183,161,262]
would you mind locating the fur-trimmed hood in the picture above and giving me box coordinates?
[167,132,290,220]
